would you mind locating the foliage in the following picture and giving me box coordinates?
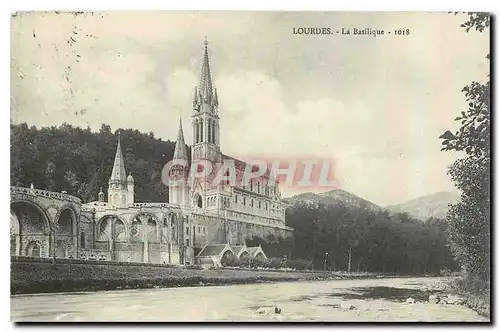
[247,203,458,274]
[454,12,491,33]
[220,254,238,267]
[10,123,179,203]
[440,12,491,283]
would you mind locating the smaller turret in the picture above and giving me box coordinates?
[98,187,105,202]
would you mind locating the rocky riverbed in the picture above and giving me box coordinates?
[11,277,488,322]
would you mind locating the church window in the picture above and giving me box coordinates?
[243,197,246,206]
[80,232,86,249]
[257,182,260,193]
[250,181,253,191]
[258,201,261,209]
[200,120,204,142]
[186,227,189,235]
[235,195,238,204]
[197,195,203,208]
[211,121,216,143]
[195,120,199,143]
[208,119,212,143]
[186,239,190,246]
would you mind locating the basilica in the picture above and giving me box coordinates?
[10,41,292,267]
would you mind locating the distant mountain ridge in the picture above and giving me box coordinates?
[284,189,460,221]
[385,191,460,220]
[284,189,383,212]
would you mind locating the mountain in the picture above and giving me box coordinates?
[386,191,460,221]
[284,189,382,211]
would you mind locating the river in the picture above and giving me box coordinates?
[11,277,487,322]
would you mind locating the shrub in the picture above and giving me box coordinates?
[220,254,238,267]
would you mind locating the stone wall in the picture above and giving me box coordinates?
[10,256,338,295]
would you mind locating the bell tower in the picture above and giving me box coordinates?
[169,118,190,206]
[192,38,221,164]
[108,132,129,208]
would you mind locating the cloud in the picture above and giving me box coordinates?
[10,11,489,205]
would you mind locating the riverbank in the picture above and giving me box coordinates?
[11,257,387,295]
[11,277,488,322]
[449,276,490,318]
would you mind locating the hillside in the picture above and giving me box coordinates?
[386,191,460,221]
[284,189,382,211]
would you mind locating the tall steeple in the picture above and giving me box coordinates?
[194,37,217,114]
[191,38,221,165]
[199,37,213,104]
[110,131,127,182]
[173,118,188,161]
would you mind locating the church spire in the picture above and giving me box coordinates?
[173,118,188,160]
[214,87,219,107]
[198,37,215,109]
[110,131,127,182]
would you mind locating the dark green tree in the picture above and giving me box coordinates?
[440,12,490,283]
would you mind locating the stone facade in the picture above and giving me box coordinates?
[9,40,292,265]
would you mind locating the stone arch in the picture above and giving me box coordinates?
[168,212,179,245]
[54,205,78,235]
[220,247,236,266]
[194,193,203,208]
[10,200,51,234]
[10,210,20,256]
[25,240,42,257]
[10,210,20,234]
[54,206,77,258]
[96,215,127,242]
[130,211,160,243]
[237,248,249,259]
[11,201,51,257]
[255,252,265,260]
[114,218,127,242]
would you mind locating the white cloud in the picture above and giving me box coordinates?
[10,11,489,205]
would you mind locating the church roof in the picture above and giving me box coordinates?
[231,245,247,256]
[247,246,267,259]
[173,118,188,160]
[222,154,272,181]
[197,244,230,257]
[110,132,127,182]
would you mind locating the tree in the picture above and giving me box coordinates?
[440,13,490,283]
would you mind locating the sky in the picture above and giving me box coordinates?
[10,11,490,206]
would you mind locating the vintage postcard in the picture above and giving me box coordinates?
[10,11,490,322]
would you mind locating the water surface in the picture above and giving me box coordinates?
[11,277,487,322]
